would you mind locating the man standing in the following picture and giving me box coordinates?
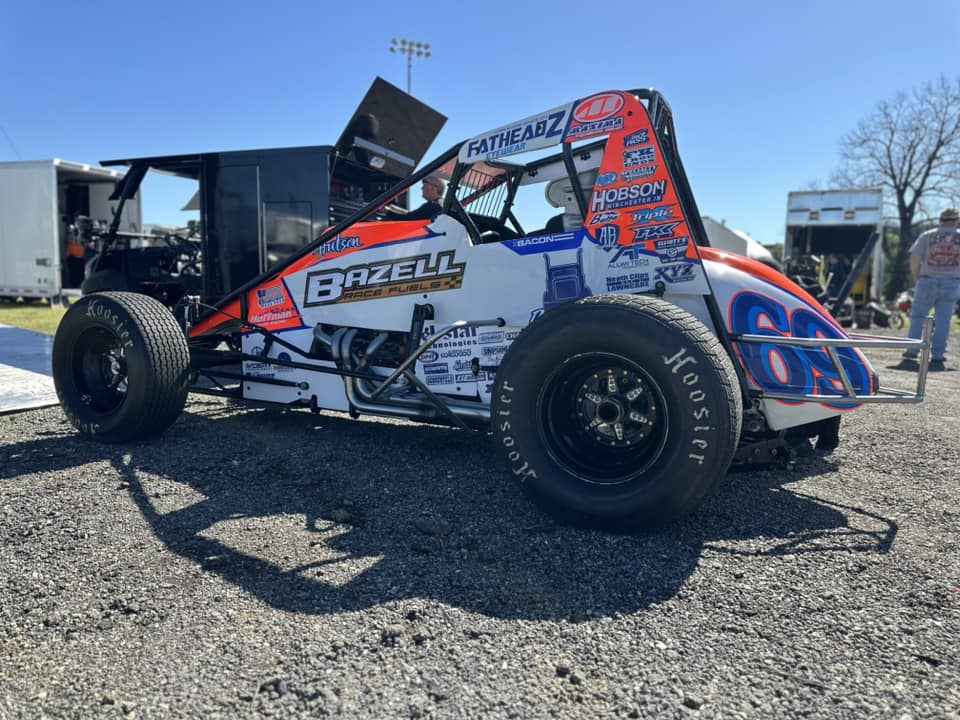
[901,208,960,370]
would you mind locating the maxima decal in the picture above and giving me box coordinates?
[304,251,465,306]
[566,92,627,141]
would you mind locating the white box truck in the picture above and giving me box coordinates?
[0,159,142,301]
[783,188,885,309]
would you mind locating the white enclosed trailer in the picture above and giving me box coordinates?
[783,189,885,305]
[0,159,141,300]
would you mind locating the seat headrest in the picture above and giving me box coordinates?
[546,169,599,209]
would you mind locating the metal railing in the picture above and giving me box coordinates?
[732,319,932,404]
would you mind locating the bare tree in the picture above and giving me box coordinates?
[833,75,960,295]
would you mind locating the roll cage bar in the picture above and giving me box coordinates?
[182,87,928,412]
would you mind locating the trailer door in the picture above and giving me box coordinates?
[0,162,59,299]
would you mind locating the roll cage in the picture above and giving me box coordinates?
[181,88,929,412]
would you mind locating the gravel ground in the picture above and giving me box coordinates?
[1,333,958,719]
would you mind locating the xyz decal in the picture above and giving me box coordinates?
[730,291,871,406]
[654,264,695,283]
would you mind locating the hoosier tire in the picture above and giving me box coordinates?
[491,294,742,529]
[52,292,190,442]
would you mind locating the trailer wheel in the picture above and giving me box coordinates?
[52,292,189,442]
[491,294,742,529]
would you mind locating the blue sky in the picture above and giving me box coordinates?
[2,0,957,246]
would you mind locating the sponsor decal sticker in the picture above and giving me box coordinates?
[631,205,678,225]
[632,222,681,241]
[623,147,656,168]
[655,237,689,262]
[319,235,363,257]
[418,350,440,364]
[256,285,285,309]
[504,232,583,255]
[622,166,657,182]
[304,251,465,306]
[655,263,696,283]
[426,374,455,386]
[596,225,620,249]
[250,308,299,325]
[567,117,624,140]
[573,93,625,123]
[422,362,450,375]
[479,331,504,345]
[606,272,650,292]
[590,180,667,212]
[596,172,617,187]
[482,345,508,359]
[624,129,650,147]
[589,212,619,225]
[461,108,569,162]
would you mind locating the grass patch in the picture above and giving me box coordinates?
[0,300,68,335]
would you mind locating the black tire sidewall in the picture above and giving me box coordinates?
[492,299,738,525]
[52,293,180,440]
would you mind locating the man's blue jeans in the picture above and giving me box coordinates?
[906,276,960,360]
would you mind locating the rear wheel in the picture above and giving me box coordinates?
[491,294,742,529]
[52,292,189,442]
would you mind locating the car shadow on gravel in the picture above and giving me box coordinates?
[1,402,896,621]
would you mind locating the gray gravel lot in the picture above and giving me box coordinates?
[1,335,958,719]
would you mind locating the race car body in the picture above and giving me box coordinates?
[52,88,932,528]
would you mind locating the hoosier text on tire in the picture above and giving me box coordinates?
[492,294,742,529]
[52,292,190,442]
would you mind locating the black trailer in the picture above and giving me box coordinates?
[83,77,446,307]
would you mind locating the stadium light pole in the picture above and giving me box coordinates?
[389,38,431,95]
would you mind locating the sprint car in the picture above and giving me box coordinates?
[52,88,932,529]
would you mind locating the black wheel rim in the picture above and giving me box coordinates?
[72,326,128,414]
[537,352,668,485]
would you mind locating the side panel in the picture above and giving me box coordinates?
[0,164,59,298]
[702,249,874,430]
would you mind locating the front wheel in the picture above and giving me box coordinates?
[491,294,742,529]
[52,292,190,442]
